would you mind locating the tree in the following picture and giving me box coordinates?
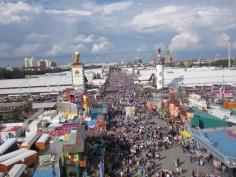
[0,67,70,80]
[22,102,32,113]
[213,59,228,67]
[11,107,22,122]
[179,62,185,68]
[232,59,236,68]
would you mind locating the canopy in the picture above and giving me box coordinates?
[181,130,191,138]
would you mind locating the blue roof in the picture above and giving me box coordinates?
[87,121,96,127]
[205,129,236,157]
[33,167,60,177]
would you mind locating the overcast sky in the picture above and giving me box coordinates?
[0,0,236,66]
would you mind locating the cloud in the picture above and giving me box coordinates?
[131,5,186,32]
[13,33,51,57]
[136,44,148,52]
[74,34,94,44]
[153,43,166,50]
[0,2,41,25]
[14,44,41,57]
[169,32,200,51]
[45,34,108,56]
[91,40,110,54]
[131,5,233,33]
[219,33,231,42]
[0,43,13,58]
[232,42,236,49]
[103,1,133,15]
[214,33,231,48]
[96,36,109,42]
[46,42,86,56]
[46,9,92,17]
[0,1,236,66]
[25,33,50,43]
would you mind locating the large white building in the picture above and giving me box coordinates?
[0,68,107,96]
[127,66,236,87]
[23,58,37,68]
[1,66,236,96]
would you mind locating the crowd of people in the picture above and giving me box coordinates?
[88,71,224,177]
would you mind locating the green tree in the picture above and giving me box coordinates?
[11,107,22,122]
[232,59,236,68]
[213,59,228,67]
[22,102,32,113]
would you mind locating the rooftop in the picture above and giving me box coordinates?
[209,106,236,124]
[193,127,236,168]
[132,67,236,87]
[62,125,85,153]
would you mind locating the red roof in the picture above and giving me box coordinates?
[40,123,79,136]
[0,127,5,132]
[9,126,22,132]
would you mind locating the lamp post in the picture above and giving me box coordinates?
[196,142,199,177]
[98,147,105,177]
[228,39,231,68]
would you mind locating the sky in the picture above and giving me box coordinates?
[0,0,236,66]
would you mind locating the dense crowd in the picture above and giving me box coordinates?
[88,71,224,177]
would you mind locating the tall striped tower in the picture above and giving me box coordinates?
[156,48,164,90]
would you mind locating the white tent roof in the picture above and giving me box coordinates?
[0,72,72,89]
[136,67,236,87]
[0,138,17,155]
[8,164,27,177]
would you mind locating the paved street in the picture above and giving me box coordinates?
[146,117,212,177]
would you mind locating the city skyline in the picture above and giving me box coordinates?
[0,0,236,66]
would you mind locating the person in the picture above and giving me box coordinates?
[192,170,196,177]
[120,170,124,177]
[190,155,193,163]
[51,154,55,169]
[126,167,130,177]
[222,165,226,174]
[176,157,180,167]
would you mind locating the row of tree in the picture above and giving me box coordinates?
[0,68,69,79]
[0,102,33,123]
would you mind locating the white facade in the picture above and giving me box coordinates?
[23,58,38,68]
[189,98,208,110]
[23,58,56,69]
[156,65,164,90]
[44,59,51,68]
[30,58,37,68]
[23,58,29,68]
[128,66,236,87]
[71,65,85,91]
